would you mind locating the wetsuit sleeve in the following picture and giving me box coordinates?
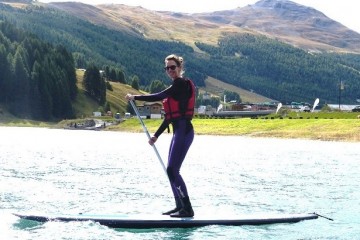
[154,119,169,138]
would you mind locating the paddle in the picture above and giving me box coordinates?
[129,100,185,208]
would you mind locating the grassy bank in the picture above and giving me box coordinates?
[108,118,360,142]
[2,112,359,142]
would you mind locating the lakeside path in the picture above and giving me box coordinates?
[109,118,360,142]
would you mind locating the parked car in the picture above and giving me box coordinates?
[352,106,360,112]
[299,106,311,112]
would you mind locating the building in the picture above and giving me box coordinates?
[327,104,359,111]
[137,102,163,119]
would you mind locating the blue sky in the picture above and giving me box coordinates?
[40,0,360,33]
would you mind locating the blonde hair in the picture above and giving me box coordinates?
[165,54,185,75]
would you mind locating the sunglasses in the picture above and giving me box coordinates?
[164,65,177,71]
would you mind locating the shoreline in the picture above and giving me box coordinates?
[1,118,359,142]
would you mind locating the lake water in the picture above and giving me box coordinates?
[0,126,359,239]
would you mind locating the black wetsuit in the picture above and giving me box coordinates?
[134,77,194,198]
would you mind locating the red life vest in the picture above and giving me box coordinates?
[163,78,195,121]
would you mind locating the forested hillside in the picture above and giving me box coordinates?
[0,3,206,88]
[195,34,360,102]
[0,21,76,120]
[1,2,360,122]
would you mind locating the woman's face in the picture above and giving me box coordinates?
[165,60,181,80]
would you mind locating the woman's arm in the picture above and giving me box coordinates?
[154,119,169,138]
[148,119,169,145]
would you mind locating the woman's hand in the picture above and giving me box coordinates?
[148,136,157,146]
[125,94,134,101]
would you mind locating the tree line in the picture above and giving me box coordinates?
[195,33,360,103]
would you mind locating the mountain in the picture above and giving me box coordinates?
[1,0,360,107]
[49,0,360,54]
[193,0,360,53]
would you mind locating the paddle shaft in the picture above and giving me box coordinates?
[129,100,167,174]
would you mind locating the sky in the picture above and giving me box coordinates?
[39,0,360,34]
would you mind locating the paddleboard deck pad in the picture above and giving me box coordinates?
[14,212,318,228]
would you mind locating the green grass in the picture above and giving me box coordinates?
[108,117,360,142]
[270,111,360,119]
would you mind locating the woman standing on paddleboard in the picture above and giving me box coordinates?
[125,54,195,218]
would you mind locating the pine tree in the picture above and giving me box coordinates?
[83,64,106,104]
[131,75,139,90]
